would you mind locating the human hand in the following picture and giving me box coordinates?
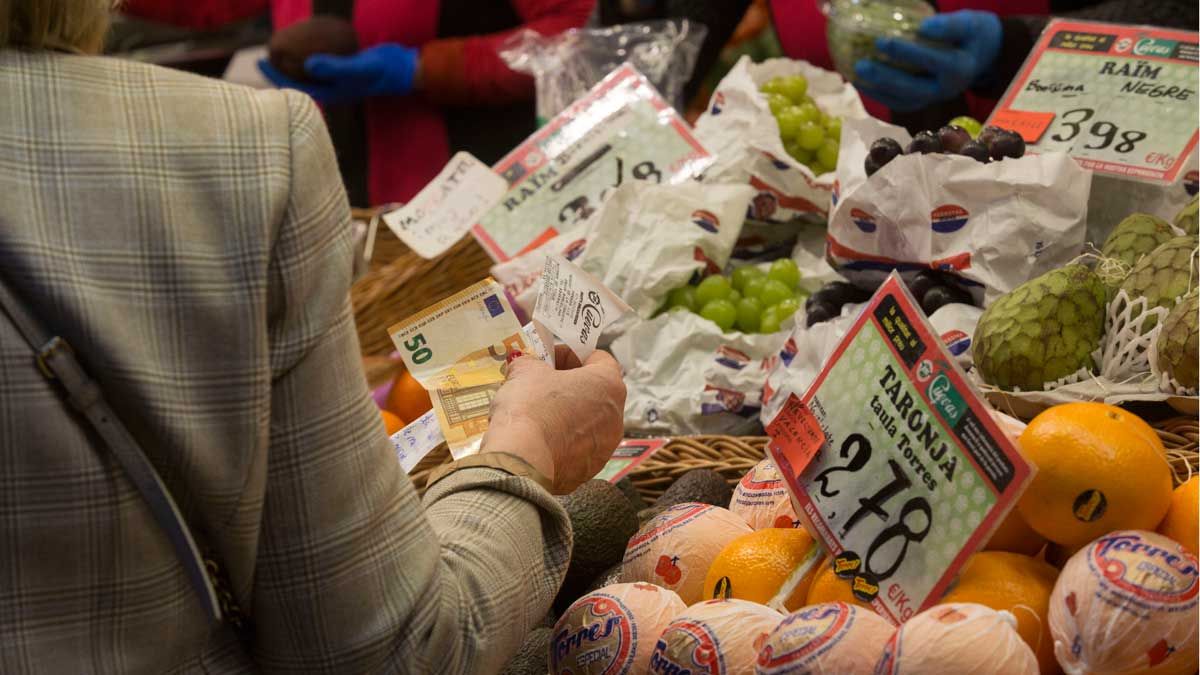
[483,346,626,494]
[257,43,418,105]
[853,10,1002,113]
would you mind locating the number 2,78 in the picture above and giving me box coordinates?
[812,433,932,582]
[1050,107,1147,153]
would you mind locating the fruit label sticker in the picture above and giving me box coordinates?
[550,592,636,674]
[472,64,713,261]
[767,273,1035,625]
[990,20,1199,184]
[533,254,632,361]
[381,152,507,259]
[594,438,667,483]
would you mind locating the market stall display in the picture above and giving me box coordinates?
[340,17,1200,668]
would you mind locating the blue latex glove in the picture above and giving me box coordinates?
[853,10,1002,113]
[257,43,418,105]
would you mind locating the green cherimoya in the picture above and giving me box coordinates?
[1157,289,1198,390]
[1175,196,1198,237]
[1100,213,1174,269]
[1118,236,1199,333]
[975,264,1106,391]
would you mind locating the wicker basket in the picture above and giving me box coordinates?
[407,417,1199,500]
[351,208,495,357]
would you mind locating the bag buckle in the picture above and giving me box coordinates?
[36,336,73,380]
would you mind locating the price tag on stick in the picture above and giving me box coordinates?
[767,273,1035,625]
[989,19,1199,184]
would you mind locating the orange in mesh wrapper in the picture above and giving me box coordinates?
[388,278,533,459]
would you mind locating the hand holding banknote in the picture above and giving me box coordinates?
[483,347,626,494]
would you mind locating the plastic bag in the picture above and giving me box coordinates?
[499,20,706,123]
[694,56,869,224]
[829,116,1091,304]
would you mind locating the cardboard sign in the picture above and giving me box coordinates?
[990,19,1199,184]
[382,152,507,259]
[472,64,713,262]
[594,438,667,483]
[767,274,1034,625]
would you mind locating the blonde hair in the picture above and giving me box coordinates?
[0,0,116,54]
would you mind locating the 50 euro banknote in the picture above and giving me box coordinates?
[388,279,534,458]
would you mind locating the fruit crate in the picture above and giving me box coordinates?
[350,207,495,358]
[407,423,1198,498]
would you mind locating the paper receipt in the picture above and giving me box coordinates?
[533,254,631,361]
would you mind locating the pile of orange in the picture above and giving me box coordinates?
[375,369,433,435]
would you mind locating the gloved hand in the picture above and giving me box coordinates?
[257,43,419,105]
[853,10,1002,113]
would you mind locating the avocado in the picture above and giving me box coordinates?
[582,562,624,597]
[268,16,359,82]
[615,477,647,511]
[554,480,639,611]
[499,626,552,675]
[656,469,733,509]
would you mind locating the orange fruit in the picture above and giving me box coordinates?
[703,527,820,611]
[1017,402,1173,549]
[805,556,872,610]
[380,409,405,435]
[985,506,1046,557]
[941,551,1061,675]
[385,369,432,423]
[1158,476,1199,557]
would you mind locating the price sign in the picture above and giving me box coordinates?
[767,274,1034,625]
[989,20,1198,184]
[472,65,713,261]
[594,438,667,483]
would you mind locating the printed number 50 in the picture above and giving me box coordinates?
[405,334,433,365]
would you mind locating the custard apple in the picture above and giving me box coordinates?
[1118,236,1199,333]
[975,264,1106,391]
[1157,289,1198,390]
[1100,213,1174,269]
[1175,196,1198,237]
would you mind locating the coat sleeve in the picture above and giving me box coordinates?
[252,89,571,674]
[417,0,594,106]
[118,0,269,29]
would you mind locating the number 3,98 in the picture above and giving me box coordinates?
[1050,107,1147,153]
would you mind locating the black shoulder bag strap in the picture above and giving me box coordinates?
[0,274,249,638]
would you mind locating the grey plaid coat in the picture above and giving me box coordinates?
[0,50,570,673]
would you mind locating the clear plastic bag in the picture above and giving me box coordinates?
[500,19,707,123]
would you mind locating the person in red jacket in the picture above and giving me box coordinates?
[122,0,593,205]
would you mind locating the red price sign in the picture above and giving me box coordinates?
[766,274,1034,624]
[990,20,1199,184]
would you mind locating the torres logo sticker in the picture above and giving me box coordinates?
[1089,532,1200,605]
[930,204,970,233]
[850,208,877,233]
[692,209,721,234]
[551,593,636,675]
[651,621,723,675]
[756,603,851,672]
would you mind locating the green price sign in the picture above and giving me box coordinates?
[768,274,1034,625]
[990,19,1198,185]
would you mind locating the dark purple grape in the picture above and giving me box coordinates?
[920,285,974,316]
[976,125,1003,148]
[808,282,872,313]
[937,125,971,154]
[869,137,903,164]
[988,130,1026,160]
[958,140,990,163]
[906,131,942,155]
[806,302,835,327]
[907,270,943,302]
[864,155,883,176]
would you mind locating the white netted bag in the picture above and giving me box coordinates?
[694,56,868,223]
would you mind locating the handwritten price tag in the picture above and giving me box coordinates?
[383,152,507,259]
[472,65,713,261]
[990,20,1199,184]
[768,274,1034,625]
